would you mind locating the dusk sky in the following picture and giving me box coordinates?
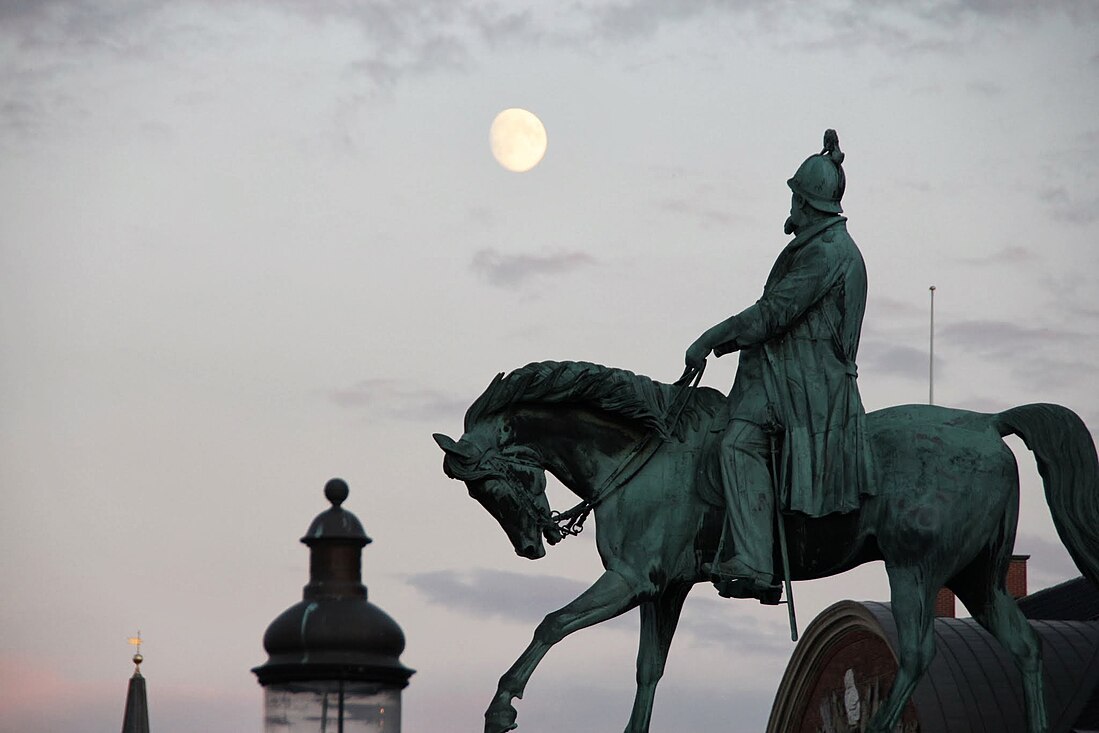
[1,2,1097,731]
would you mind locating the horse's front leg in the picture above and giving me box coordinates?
[626,583,692,733]
[487,569,642,733]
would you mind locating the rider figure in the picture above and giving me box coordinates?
[685,129,874,601]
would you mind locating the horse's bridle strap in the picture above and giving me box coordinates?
[551,362,706,537]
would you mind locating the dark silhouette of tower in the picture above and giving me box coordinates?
[121,633,150,733]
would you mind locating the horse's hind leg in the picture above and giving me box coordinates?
[957,581,1048,733]
[952,522,1049,732]
[991,589,1048,733]
[866,565,937,733]
[626,583,691,733]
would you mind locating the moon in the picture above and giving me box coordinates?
[490,108,547,173]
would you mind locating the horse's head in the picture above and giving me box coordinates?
[433,425,559,560]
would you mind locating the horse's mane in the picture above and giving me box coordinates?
[464,360,725,438]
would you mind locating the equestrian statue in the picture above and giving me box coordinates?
[433,131,1099,733]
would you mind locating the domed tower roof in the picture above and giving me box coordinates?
[252,479,414,688]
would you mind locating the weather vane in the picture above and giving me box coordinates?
[127,631,144,670]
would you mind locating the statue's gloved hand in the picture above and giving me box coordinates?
[685,337,712,370]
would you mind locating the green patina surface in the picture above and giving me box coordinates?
[438,362,1098,733]
[434,131,1099,733]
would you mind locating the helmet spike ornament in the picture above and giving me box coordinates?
[788,129,846,214]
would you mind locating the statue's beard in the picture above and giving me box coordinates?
[784,216,798,235]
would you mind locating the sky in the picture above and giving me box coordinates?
[1,1,1097,731]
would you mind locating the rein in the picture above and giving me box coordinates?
[548,362,706,538]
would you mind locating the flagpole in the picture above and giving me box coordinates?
[929,285,936,405]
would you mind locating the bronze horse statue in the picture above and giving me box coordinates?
[434,360,1099,733]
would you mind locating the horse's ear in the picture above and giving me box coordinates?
[433,433,466,456]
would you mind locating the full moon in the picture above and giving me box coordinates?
[490,108,547,173]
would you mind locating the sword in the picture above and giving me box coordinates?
[768,429,798,642]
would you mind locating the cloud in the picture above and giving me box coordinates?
[0,0,58,34]
[811,5,963,55]
[937,319,1099,393]
[7,0,1096,148]
[342,29,474,86]
[0,0,166,53]
[965,79,1004,96]
[0,1,540,144]
[657,197,740,229]
[678,597,793,656]
[407,568,592,623]
[8,1,1098,83]
[859,342,933,382]
[0,98,44,137]
[587,0,728,43]
[895,177,933,193]
[471,248,597,288]
[0,1,154,140]
[945,0,1099,22]
[1037,186,1099,225]
[329,378,468,421]
[464,3,542,48]
[955,245,1035,266]
[939,319,1080,358]
[1010,353,1099,392]
[273,1,543,86]
[1035,134,1099,225]
[408,568,792,655]
[517,676,777,733]
[1040,274,1099,321]
[579,0,1097,56]
[867,295,927,319]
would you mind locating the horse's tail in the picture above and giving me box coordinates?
[995,403,1099,588]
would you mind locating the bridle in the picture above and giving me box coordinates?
[550,363,704,537]
[448,445,559,539]
[446,363,705,542]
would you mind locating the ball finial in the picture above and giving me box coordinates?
[127,632,144,671]
[325,478,349,507]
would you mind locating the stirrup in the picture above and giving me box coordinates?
[703,560,782,605]
[713,577,783,605]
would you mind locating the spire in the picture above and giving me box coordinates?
[121,632,150,733]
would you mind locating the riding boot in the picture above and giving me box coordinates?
[704,420,781,603]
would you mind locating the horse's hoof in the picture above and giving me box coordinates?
[485,703,518,733]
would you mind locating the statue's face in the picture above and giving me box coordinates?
[785,192,810,235]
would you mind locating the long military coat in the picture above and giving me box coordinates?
[715,216,873,516]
